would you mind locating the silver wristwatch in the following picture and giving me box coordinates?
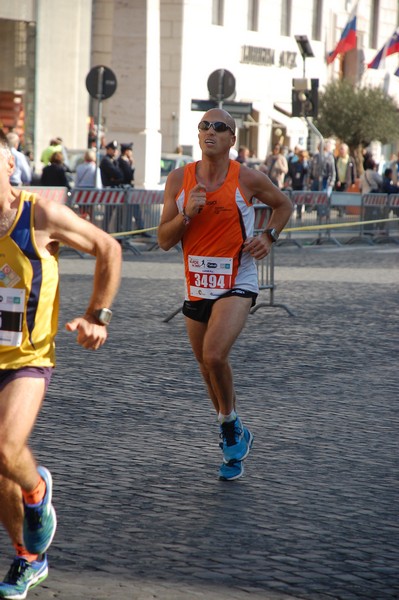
[264,228,280,243]
[92,308,113,325]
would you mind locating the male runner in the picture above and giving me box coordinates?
[158,109,292,481]
[0,130,122,598]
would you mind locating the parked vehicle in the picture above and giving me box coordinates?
[67,148,105,173]
[246,157,263,170]
[160,153,194,185]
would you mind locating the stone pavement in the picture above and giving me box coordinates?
[0,244,398,600]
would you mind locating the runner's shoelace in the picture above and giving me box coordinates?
[24,505,44,529]
[4,558,30,584]
[220,421,242,446]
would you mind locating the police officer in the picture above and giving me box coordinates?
[99,140,123,187]
[118,142,135,187]
[117,142,149,233]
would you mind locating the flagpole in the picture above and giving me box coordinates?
[367,27,399,70]
[326,1,358,67]
[355,2,359,86]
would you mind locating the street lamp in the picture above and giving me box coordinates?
[295,35,314,78]
[293,36,322,191]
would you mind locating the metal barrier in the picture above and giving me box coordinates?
[387,194,399,243]
[346,193,389,245]
[70,188,135,253]
[70,188,165,254]
[72,188,125,205]
[21,186,69,204]
[24,187,399,252]
[250,204,295,316]
[125,189,165,250]
[126,189,164,205]
[280,191,399,246]
[388,193,399,215]
[71,188,163,229]
[330,191,362,215]
[283,191,340,247]
[271,191,300,248]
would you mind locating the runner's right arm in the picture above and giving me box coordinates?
[158,168,186,250]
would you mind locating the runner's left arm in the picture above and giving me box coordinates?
[239,166,293,260]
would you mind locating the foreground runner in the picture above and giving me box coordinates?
[158,109,292,480]
[0,130,122,599]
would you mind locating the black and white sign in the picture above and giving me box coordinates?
[86,66,117,100]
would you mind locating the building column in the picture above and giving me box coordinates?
[93,0,161,188]
[34,0,92,171]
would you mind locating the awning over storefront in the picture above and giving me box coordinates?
[270,106,308,137]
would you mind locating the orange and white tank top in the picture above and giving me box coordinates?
[176,160,258,301]
[0,191,59,368]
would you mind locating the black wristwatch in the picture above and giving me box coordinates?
[92,308,113,325]
[264,228,280,243]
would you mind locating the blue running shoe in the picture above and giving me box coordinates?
[218,428,254,480]
[0,554,48,599]
[219,417,254,464]
[219,459,244,481]
[23,466,57,555]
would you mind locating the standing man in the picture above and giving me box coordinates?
[235,145,250,165]
[6,133,31,187]
[309,140,336,195]
[117,142,135,186]
[0,130,122,599]
[288,149,309,219]
[117,142,148,235]
[158,109,292,481]
[99,140,124,187]
[309,140,336,218]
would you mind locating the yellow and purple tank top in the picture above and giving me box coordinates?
[175,160,258,301]
[0,191,59,368]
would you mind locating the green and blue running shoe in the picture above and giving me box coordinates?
[0,554,48,599]
[220,417,254,464]
[23,466,57,555]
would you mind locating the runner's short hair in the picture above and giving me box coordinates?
[0,130,12,159]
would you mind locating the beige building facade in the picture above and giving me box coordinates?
[0,0,91,171]
[0,0,398,187]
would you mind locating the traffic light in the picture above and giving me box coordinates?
[292,78,318,118]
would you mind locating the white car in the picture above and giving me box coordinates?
[159,153,194,187]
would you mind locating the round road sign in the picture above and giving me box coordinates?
[86,65,117,100]
[207,69,236,101]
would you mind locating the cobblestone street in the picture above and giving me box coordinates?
[0,244,397,600]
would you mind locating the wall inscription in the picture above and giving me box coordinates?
[241,45,297,69]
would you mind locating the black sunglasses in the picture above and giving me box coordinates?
[198,120,235,135]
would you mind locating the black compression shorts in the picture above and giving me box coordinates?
[182,289,257,323]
